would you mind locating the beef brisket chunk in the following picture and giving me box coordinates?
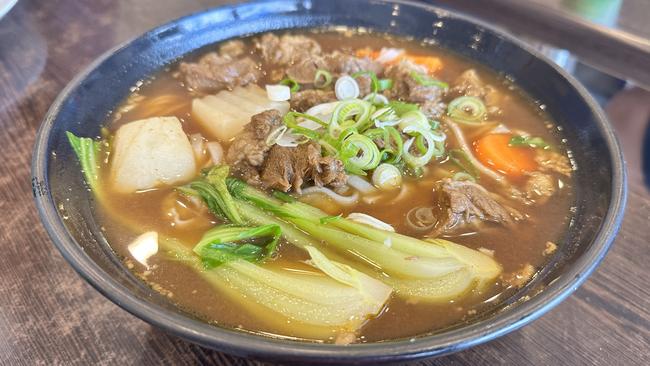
[431,179,523,235]
[261,142,347,193]
[290,89,336,112]
[226,109,283,168]
[385,61,446,118]
[178,52,260,93]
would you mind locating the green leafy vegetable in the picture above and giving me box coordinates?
[378,78,393,91]
[509,135,550,149]
[187,165,243,224]
[314,69,333,88]
[387,101,419,116]
[193,224,281,267]
[159,235,392,339]
[351,70,380,93]
[66,131,103,193]
[410,71,449,89]
[448,149,480,180]
[279,78,300,92]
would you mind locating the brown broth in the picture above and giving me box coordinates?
[96,30,574,343]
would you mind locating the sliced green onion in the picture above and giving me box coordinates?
[378,78,393,91]
[329,99,372,137]
[383,126,404,163]
[402,125,444,168]
[410,71,449,88]
[279,78,300,93]
[372,163,402,190]
[193,224,282,267]
[334,75,360,100]
[387,101,419,116]
[314,69,333,88]
[363,93,389,106]
[283,112,324,140]
[448,149,480,179]
[447,96,486,125]
[509,135,550,149]
[372,107,399,128]
[398,110,430,131]
[351,71,380,94]
[340,133,382,173]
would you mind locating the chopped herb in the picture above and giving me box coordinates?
[279,78,300,92]
[509,135,550,149]
[410,71,449,89]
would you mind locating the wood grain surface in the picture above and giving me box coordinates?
[0,1,648,365]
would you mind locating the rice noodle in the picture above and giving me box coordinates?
[443,117,506,184]
[406,206,437,232]
[347,213,395,232]
[301,186,359,205]
[346,175,377,194]
[388,183,412,204]
[206,141,224,165]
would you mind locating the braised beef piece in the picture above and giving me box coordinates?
[285,49,382,90]
[219,40,246,58]
[262,142,321,192]
[178,52,260,93]
[430,179,523,235]
[290,89,336,112]
[385,61,446,118]
[226,109,283,168]
[450,69,502,113]
[261,142,347,193]
[314,156,347,187]
[523,172,556,203]
[535,150,572,176]
[256,34,322,66]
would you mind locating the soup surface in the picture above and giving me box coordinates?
[75,30,574,343]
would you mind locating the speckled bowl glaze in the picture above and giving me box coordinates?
[32,0,626,363]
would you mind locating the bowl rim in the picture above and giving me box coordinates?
[31,0,627,362]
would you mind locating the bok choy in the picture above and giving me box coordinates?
[161,235,391,339]
[186,166,501,303]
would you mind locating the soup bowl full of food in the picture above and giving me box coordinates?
[32,0,626,363]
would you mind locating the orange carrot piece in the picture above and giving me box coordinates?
[474,134,537,177]
[355,48,380,59]
[406,55,443,73]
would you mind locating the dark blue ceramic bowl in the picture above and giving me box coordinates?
[32,0,626,363]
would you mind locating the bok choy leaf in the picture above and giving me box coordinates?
[66,132,103,193]
[160,235,391,339]
[193,224,281,267]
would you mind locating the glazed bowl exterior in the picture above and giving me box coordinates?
[32,0,626,363]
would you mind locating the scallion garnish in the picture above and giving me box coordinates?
[279,77,300,93]
[351,70,380,94]
[409,71,449,89]
[314,69,333,88]
[378,78,393,91]
[509,135,550,149]
[447,96,486,125]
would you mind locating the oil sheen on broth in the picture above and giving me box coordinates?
[95,30,574,343]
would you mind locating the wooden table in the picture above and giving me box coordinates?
[1,0,648,364]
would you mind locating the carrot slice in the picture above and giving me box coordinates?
[355,49,443,73]
[474,134,537,177]
[406,55,443,73]
[355,48,380,59]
